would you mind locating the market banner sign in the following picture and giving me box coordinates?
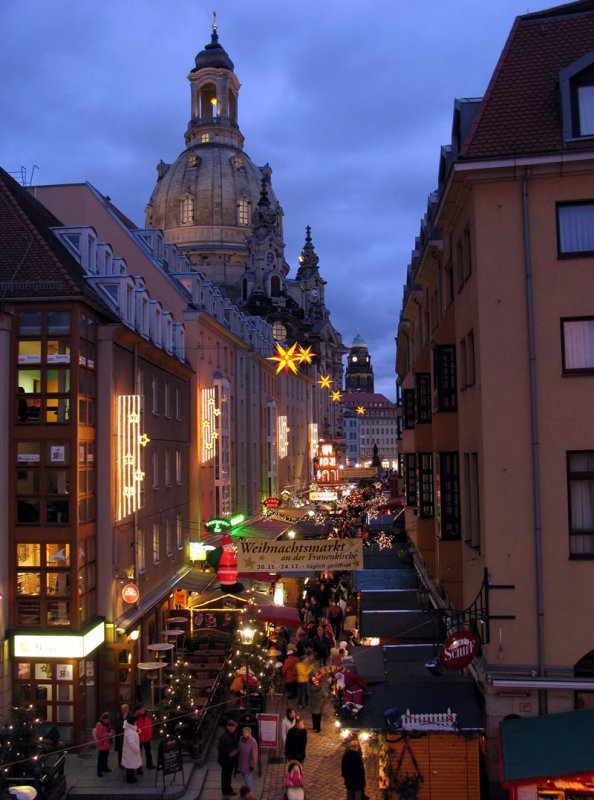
[236,538,363,572]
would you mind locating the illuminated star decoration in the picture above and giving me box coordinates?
[376,531,395,550]
[331,390,342,402]
[356,405,366,415]
[318,375,332,389]
[139,433,151,446]
[296,345,315,365]
[267,342,301,375]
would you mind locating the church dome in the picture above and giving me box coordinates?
[351,331,368,348]
[146,145,280,258]
[192,29,234,72]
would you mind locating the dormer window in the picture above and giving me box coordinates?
[238,197,250,226]
[560,52,594,140]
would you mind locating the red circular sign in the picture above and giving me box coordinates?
[264,497,280,508]
[122,583,140,604]
[440,630,478,671]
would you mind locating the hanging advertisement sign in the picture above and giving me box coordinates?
[440,630,478,671]
[236,538,363,573]
[122,583,140,604]
[264,498,281,509]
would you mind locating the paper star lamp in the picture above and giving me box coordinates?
[356,405,366,415]
[297,345,315,365]
[267,342,300,375]
[318,375,332,389]
[331,391,342,402]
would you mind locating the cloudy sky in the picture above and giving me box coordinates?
[1,0,554,399]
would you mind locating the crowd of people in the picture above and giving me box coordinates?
[93,702,154,783]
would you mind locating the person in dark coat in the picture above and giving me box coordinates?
[341,739,366,800]
[217,719,239,797]
[308,675,324,733]
[284,717,307,763]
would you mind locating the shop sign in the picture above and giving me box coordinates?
[205,518,232,534]
[440,630,478,671]
[309,490,338,502]
[122,583,140,604]
[264,497,281,509]
[13,620,105,659]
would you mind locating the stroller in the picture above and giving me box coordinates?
[284,758,305,800]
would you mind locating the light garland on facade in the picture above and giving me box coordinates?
[278,415,289,459]
[116,395,149,521]
[201,387,219,462]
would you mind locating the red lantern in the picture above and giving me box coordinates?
[217,532,238,588]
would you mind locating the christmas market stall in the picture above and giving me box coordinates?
[499,709,594,799]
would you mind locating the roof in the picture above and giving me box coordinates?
[347,676,484,733]
[341,392,395,407]
[192,29,234,72]
[0,167,113,314]
[499,709,594,785]
[461,1,594,159]
[351,331,367,348]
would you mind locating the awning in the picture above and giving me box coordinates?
[254,605,300,626]
[500,709,594,785]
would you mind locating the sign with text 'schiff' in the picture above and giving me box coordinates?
[236,538,364,573]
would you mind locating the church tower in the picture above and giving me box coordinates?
[345,331,374,392]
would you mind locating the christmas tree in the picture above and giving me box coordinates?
[157,659,201,743]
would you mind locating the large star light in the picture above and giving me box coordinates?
[356,405,366,415]
[297,345,315,365]
[268,342,300,375]
[331,390,342,402]
[318,375,332,389]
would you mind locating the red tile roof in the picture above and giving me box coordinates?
[461,1,594,159]
[0,167,112,314]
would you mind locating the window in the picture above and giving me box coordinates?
[463,452,480,549]
[176,514,183,549]
[136,528,146,573]
[164,450,171,487]
[560,55,594,140]
[404,453,417,507]
[238,198,250,226]
[165,520,172,556]
[416,373,431,423]
[152,451,158,488]
[175,386,181,420]
[272,322,287,342]
[562,317,594,372]
[164,382,170,417]
[438,453,460,539]
[418,453,434,519]
[180,195,194,225]
[403,388,416,429]
[175,450,182,484]
[557,203,594,256]
[568,451,594,557]
[434,345,457,411]
[152,523,160,564]
[151,376,158,414]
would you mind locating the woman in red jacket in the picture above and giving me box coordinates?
[135,706,155,771]
[94,712,113,777]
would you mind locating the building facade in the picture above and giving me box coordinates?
[396,1,594,790]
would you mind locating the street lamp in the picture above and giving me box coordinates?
[239,626,256,716]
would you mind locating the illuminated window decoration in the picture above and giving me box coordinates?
[331,390,342,402]
[117,395,149,521]
[296,345,315,365]
[318,442,338,483]
[318,375,332,389]
[278,415,289,459]
[309,423,319,464]
[201,387,220,462]
[356,405,366,415]
[267,341,301,375]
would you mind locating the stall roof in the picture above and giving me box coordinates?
[500,709,594,785]
[255,605,300,627]
[345,676,484,733]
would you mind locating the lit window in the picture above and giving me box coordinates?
[181,196,194,225]
[201,133,210,143]
[272,322,287,342]
[238,198,249,226]
[152,522,160,564]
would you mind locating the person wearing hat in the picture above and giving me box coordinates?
[217,719,239,797]
[281,646,299,700]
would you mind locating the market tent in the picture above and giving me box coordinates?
[254,604,300,627]
[499,708,594,785]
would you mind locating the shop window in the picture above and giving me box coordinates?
[47,600,70,625]
[47,340,70,364]
[17,498,40,524]
[47,544,70,567]
[46,572,70,595]
[46,499,69,524]
[47,369,70,393]
[17,544,41,566]
[19,341,41,363]
[46,397,70,424]
[17,469,40,495]
[18,442,41,464]
[46,469,69,495]
[17,573,41,595]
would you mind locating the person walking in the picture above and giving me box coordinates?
[135,706,154,771]
[295,655,313,708]
[284,759,305,800]
[114,702,129,767]
[93,712,113,777]
[281,707,297,750]
[308,675,324,733]
[285,717,307,764]
[217,719,239,797]
[121,713,142,784]
[282,646,299,700]
[237,727,258,789]
[341,738,366,800]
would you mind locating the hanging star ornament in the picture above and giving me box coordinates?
[318,375,332,389]
[331,390,342,402]
[296,345,315,365]
[268,341,301,375]
[356,405,366,415]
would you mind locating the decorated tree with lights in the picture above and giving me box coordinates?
[225,604,276,706]
[157,659,201,744]
[0,705,52,779]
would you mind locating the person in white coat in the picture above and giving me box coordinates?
[121,714,142,783]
